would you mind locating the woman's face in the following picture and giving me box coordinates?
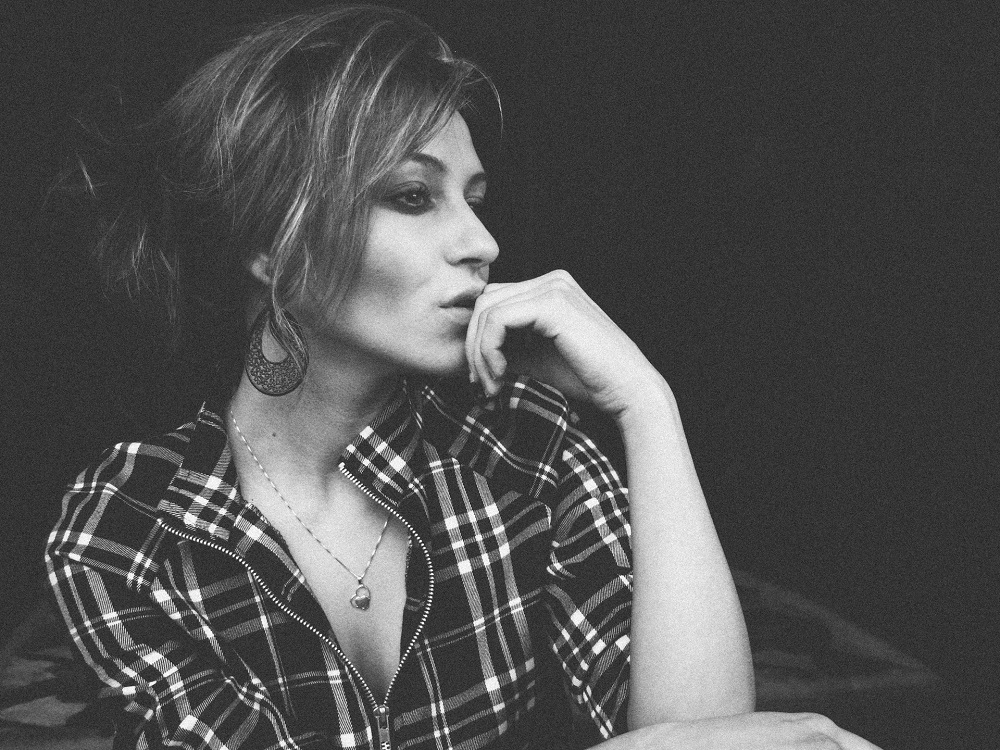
[311,113,499,378]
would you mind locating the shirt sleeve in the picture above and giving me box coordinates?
[545,422,632,739]
[46,494,329,750]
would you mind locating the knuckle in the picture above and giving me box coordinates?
[792,713,841,746]
[812,715,839,733]
[544,281,576,306]
[549,269,575,286]
[794,712,828,725]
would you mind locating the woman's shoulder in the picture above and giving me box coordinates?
[48,404,227,555]
[71,417,200,499]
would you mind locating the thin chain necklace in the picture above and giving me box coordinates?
[230,413,389,612]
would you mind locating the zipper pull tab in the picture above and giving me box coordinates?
[375,704,392,750]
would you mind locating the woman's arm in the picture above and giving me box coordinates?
[467,270,883,748]
[594,712,884,750]
[617,373,754,724]
[466,270,753,723]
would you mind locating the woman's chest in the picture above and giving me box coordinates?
[162,477,562,743]
[286,519,410,698]
[240,469,413,698]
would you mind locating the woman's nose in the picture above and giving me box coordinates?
[448,203,500,268]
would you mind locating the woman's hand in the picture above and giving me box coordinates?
[600,712,884,750]
[465,270,661,419]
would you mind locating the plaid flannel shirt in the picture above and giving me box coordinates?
[46,376,632,749]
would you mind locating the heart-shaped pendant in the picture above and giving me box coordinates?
[350,584,371,611]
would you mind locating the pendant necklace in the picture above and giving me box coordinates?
[231,414,389,611]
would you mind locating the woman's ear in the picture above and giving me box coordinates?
[249,252,272,284]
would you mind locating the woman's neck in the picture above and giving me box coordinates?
[227,350,401,485]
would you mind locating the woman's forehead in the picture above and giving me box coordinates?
[405,114,486,181]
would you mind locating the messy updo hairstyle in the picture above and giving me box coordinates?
[79,4,496,377]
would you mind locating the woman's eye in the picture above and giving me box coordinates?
[467,196,487,214]
[388,186,431,213]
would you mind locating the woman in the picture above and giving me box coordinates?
[46,5,881,748]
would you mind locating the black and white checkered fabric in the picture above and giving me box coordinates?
[46,376,632,749]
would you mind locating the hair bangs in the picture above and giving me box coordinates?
[303,38,494,325]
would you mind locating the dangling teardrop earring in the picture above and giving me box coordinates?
[244,308,307,396]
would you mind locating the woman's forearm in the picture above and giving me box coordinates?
[619,373,754,727]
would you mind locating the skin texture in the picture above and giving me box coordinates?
[466,267,759,722]
[307,114,497,381]
[232,112,882,749]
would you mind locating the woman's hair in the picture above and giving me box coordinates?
[77,3,496,373]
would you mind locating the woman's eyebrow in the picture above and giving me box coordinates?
[409,153,447,173]
[409,152,487,189]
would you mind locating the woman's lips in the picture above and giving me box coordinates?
[442,288,484,309]
[443,305,474,322]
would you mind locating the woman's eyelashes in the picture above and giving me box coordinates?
[383,183,488,216]
[466,194,487,215]
[386,184,433,214]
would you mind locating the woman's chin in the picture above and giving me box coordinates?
[405,349,468,379]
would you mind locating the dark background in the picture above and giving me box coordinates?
[3,1,998,746]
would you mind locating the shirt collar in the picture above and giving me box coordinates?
[167,378,430,526]
[156,404,244,542]
[338,378,428,509]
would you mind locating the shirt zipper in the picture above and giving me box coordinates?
[375,704,392,750]
[339,462,436,746]
[156,466,435,750]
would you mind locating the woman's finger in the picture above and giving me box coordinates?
[475,292,565,392]
[835,727,884,750]
[465,271,581,381]
[472,275,599,393]
[783,714,884,750]
[468,284,564,393]
[465,269,635,408]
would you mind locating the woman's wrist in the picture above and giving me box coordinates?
[613,369,684,438]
